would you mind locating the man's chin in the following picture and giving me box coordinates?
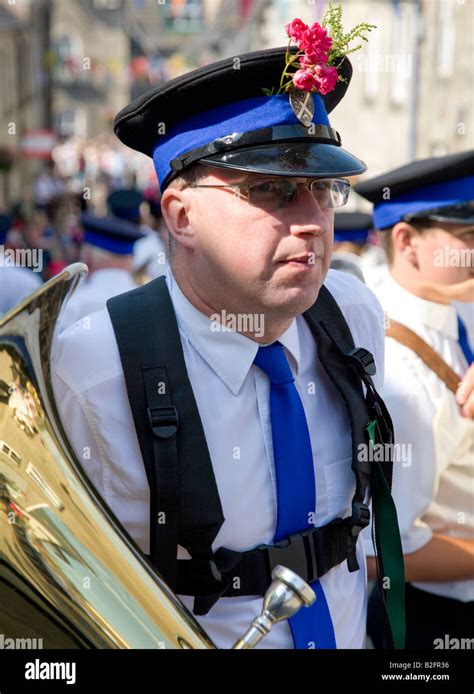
[267,282,323,317]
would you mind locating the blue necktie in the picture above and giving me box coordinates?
[457,315,473,365]
[254,342,336,649]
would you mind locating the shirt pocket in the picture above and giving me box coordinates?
[323,456,355,519]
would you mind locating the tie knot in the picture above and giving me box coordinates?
[253,342,294,384]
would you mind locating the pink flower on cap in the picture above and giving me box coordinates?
[273,10,375,99]
[285,18,309,44]
[301,23,333,64]
[299,54,313,67]
[314,64,339,95]
[292,68,319,93]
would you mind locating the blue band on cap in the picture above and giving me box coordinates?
[152,94,330,189]
[84,230,137,255]
[373,175,474,229]
[0,232,7,245]
[334,228,370,243]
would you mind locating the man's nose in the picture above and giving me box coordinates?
[287,186,331,237]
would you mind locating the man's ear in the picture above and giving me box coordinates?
[160,186,196,251]
[392,221,420,268]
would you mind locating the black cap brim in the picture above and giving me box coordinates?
[201,141,366,178]
[404,201,474,225]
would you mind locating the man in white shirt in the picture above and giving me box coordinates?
[0,265,43,317]
[52,29,405,649]
[107,186,169,283]
[330,211,386,285]
[355,151,474,649]
[132,189,169,282]
[0,214,43,316]
[59,213,144,329]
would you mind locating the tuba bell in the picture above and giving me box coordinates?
[0,264,313,649]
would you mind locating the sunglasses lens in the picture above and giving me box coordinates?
[248,180,297,209]
[331,179,350,207]
[246,179,349,209]
[310,179,349,208]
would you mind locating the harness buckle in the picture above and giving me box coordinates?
[344,501,370,573]
[347,347,376,377]
[260,529,317,584]
[147,405,179,439]
[348,501,370,537]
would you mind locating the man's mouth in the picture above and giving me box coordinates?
[278,254,313,264]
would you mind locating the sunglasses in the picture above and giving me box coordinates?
[188,177,350,210]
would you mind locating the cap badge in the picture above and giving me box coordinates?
[289,91,314,126]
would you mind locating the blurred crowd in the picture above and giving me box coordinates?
[0,136,160,284]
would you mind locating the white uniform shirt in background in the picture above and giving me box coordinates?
[0,265,43,316]
[133,227,168,280]
[58,268,138,330]
[363,274,474,603]
[52,269,385,648]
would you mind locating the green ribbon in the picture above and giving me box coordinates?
[366,419,406,649]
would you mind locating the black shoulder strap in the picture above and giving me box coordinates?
[304,285,405,649]
[304,285,373,511]
[106,276,225,593]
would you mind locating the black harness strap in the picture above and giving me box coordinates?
[303,287,375,570]
[144,363,180,589]
[107,277,225,596]
[177,518,353,597]
[304,286,403,647]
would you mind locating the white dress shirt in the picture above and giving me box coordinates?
[364,274,474,603]
[133,227,168,279]
[58,268,138,330]
[359,245,387,277]
[0,265,43,316]
[330,247,388,288]
[364,261,390,296]
[51,269,385,649]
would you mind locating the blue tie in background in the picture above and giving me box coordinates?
[457,315,473,365]
[254,342,336,649]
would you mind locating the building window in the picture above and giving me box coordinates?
[163,0,203,33]
[52,34,84,83]
[0,42,16,118]
[363,12,381,101]
[54,34,83,62]
[55,109,87,139]
[389,3,411,107]
[93,0,122,9]
[437,0,455,79]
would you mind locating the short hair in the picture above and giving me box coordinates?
[165,163,212,262]
[167,163,212,190]
[379,228,394,265]
[379,219,439,266]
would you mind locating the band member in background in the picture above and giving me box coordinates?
[356,151,474,649]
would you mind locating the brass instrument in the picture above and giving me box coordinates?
[0,264,313,649]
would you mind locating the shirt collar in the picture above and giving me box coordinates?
[166,271,301,395]
[381,274,459,340]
